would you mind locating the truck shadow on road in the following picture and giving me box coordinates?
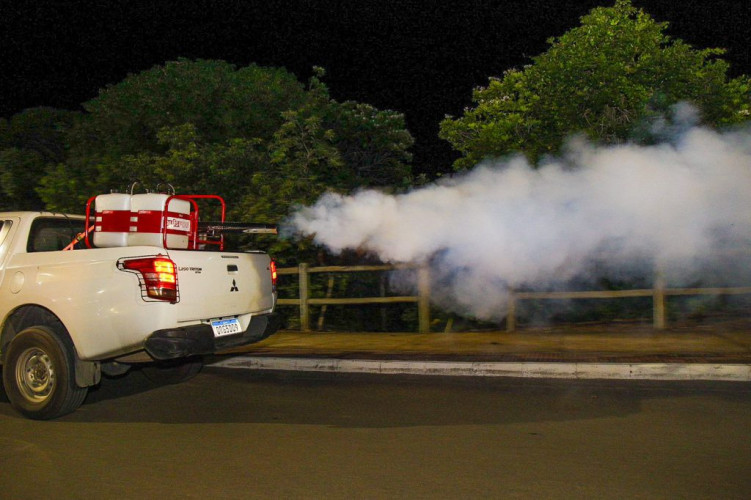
[0,367,179,418]
[3,364,747,427]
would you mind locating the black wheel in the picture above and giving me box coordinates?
[2,326,88,420]
[141,356,203,384]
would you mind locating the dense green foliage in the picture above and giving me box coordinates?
[0,108,77,210]
[440,0,751,168]
[37,61,412,228]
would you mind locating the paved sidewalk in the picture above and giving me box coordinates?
[210,319,751,381]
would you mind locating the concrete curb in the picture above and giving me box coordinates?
[209,356,751,382]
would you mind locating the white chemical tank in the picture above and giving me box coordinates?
[93,193,132,247]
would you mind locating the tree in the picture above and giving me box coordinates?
[0,107,78,210]
[38,60,413,215]
[39,59,311,211]
[439,0,751,169]
[37,60,413,266]
[323,100,413,188]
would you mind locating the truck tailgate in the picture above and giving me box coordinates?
[167,250,275,322]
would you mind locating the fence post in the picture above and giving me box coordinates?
[506,291,516,332]
[417,265,430,333]
[653,268,666,329]
[299,262,310,331]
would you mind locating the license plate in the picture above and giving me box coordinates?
[210,318,242,337]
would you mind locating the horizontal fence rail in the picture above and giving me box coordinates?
[276,264,751,333]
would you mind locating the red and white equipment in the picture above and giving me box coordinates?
[83,185,276,251]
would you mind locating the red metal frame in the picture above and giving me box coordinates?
[83,195,97,249]
[170,194,227,250]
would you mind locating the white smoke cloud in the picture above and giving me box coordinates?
[286,122,751,321]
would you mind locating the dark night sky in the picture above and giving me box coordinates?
[2,0,749,173]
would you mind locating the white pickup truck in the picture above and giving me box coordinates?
[0,207,279,419]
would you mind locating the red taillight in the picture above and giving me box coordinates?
[270,260,278,288]
[118,255,179,302]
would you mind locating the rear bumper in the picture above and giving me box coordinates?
[144,313,280,360]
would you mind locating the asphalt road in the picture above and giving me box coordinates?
[1,368,750,499]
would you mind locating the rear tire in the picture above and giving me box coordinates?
[2,326,88,420]
[141,356,203,384]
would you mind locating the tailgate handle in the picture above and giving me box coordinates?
[227,264,238,273]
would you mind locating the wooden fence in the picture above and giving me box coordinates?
[276,264,431,333]
[276,264,751,333]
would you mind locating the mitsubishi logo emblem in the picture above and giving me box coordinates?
[230,279,239,292]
